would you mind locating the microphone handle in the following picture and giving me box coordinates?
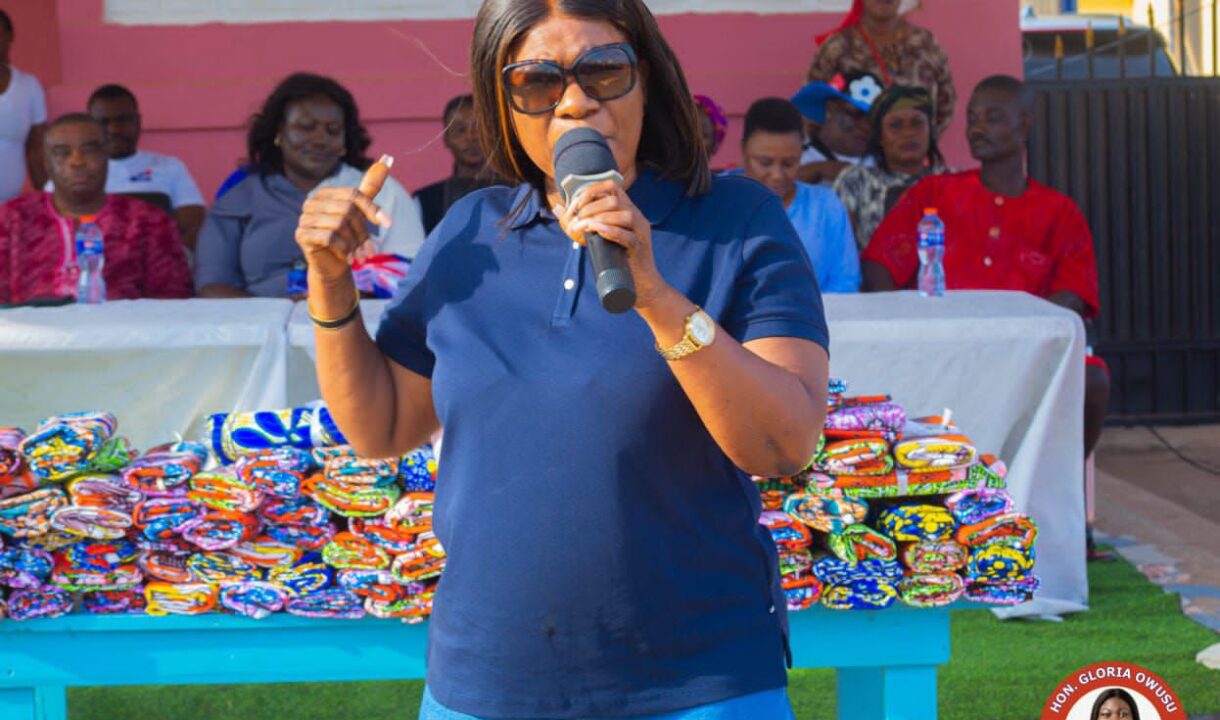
[585,231,636,314]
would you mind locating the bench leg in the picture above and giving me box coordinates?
[0,688,38,720]
[36,686,68,720]
[836,666,938,720]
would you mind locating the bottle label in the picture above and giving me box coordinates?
[76,231,103,257]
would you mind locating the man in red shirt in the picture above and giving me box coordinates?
[863,75,1111,557]
[0,113,191,305]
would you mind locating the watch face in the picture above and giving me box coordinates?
[689,312,715,345]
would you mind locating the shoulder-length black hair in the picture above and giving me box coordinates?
[247,72,372,176]
[1090,688,1141,720]
[470,0,710,197]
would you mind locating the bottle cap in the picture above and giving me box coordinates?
[923,208,938,215]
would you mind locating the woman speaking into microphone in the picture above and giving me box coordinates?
[296,0,830,717]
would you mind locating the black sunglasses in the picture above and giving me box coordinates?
[501,43,638,115]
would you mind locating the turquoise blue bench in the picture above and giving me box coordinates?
[0,605,949,720]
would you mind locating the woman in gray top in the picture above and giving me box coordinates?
[195,73,424,298]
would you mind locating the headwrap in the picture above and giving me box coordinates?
[693,94,728,156]
[868,84,934,128]
[866,84,938,168]
[815,0,864,46]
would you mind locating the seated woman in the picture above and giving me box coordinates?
[833,84,947,250]
[195,73,425,298]
[739,98,859,293]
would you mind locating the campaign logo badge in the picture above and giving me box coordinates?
[1042,661,1186,719]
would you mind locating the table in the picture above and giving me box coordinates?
[822,291,1086,618]
[0,290,1081,719]
[0,607,950,720]
[0,291,1085,616]
[0,299,294,451]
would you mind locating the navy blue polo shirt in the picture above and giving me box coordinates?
[376,167,828,718]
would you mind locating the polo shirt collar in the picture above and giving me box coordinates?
[508,165,685,230]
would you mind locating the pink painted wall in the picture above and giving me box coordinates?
[6,0,61,86]
[29,0,1020,200]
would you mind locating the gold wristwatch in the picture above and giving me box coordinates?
[657,308,716,361]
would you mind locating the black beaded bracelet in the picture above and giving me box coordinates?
[309,297,361,330]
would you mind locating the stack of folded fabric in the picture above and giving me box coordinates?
[754,378,1041,610]
[805,401,1004,499]
[205,402,348,466]
[812,556,904,610]
[782,492,868,533]
[0,404,441,623]
[19,412,122,482]
[759,511,820,610]
[307,447,402,518]
[949,488,1040,605]
[824,396,906,443]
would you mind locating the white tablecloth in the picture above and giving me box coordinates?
[824,291,1086,617]
[0,299,293,450]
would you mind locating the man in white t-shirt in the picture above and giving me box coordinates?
[87,84,206,251]
[0,10,48,202]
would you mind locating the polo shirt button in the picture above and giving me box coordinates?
[563,279,575,291]
[769,604,776,614]
[572,241,580,250]
[984,256,993,267]
[989,227,1000,239]
[995,196,1005,206]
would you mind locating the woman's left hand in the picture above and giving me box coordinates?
[552,179,670,310]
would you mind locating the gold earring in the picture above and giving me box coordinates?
[274,136,282,147]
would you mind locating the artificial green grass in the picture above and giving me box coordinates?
[70,554,1218,720]
[786,554,1220,719]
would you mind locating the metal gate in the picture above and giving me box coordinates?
[1028,78,1220,423]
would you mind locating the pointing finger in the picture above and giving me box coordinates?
[357,155,394,226]
[359,154,392,197]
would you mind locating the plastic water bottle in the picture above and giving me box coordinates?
[917,207,946,297]
[287,258,308,297]
[75,219,106,304]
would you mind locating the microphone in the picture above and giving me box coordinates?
[552,128,636,314]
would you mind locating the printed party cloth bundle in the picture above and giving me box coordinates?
[2,380,1036,621]
[755,378,1039,611]
[0,405,439,622]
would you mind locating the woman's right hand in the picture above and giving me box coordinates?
[295,155,394,282]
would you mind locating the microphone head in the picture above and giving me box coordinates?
[552,128,619,203]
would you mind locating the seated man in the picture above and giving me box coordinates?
[739,97,859,293]
[414,94,497,236]
[791,71,882,185]
[863,75,1110,554]
[86,84,206,251]
[0,113,192,305]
